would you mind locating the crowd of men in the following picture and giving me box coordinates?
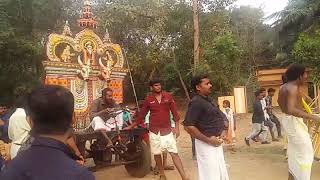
[0,63,318,180]
[245,87,282,145]
[0,86,94,180]
[245,64,319,180]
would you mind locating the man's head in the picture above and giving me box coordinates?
[102,88,114,104]
[0,106,7,116]
[285,64,307,85]
[0,100,9,116]
[255,90,263,100]
[223,100,230,108]
[27,85,74,135]
[259,88,266,98]
[149,78,162,93]
[13,92,30,109]
[267,88,276,97]
[191,75,212,96]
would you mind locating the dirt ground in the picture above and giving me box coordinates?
[94,111,320,180]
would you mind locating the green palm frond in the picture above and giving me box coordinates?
[272,0,320,30]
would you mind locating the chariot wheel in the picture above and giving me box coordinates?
[124,141,151,178]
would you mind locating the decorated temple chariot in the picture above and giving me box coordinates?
[43,0,128,129]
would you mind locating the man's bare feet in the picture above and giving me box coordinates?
[164,165,175,170]
[154,165,174,174]
[154,166,160,175]
[159,175,167,180]
[272,138,280,142]
[261,141,271,144]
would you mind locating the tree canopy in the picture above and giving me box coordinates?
[0,0,278,102]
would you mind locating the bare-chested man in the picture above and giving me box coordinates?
[278,64,320,180]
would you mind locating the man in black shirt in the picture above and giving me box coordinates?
[0,85,94,180]
[183,75,229,180]
[245,90,270,146]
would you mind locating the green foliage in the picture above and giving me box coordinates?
[272,0,320,30]
[0,0,71,103]
[0,0,276,102]
[272,0,320,53]
[292,29,320,83]
[97,0,194,98]
[201,0,236,12]
[230,6,276,66]
[199,32,242,97]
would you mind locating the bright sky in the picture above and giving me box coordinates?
[234,0,288,17]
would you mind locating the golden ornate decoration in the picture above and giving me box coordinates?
[43,0,127,127]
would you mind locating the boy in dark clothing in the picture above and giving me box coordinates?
[245,91,270,146]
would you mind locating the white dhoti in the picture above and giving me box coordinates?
[195,139,229,180]
[282,115,314,180]
[91,112,124,131]
[149,132,178,155]
[10,144,21,159]
[8,108,31,159]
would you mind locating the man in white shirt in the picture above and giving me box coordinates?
[8,108,31,159]
[259,88,278,142]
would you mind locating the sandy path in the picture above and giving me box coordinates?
[94,112,320,180]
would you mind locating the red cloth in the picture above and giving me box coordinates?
[138,121,149,143]
[136,92,180,135]
[142,133,149,144]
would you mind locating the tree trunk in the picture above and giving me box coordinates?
[173,49,190,101]
[177,68,191,101]
[251,17,257,66]
[192,0,200,74]
[148,67,156,81]
[252,25,256,66]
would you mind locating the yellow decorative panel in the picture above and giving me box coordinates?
[45,77,69,88]
[107,79,123,104]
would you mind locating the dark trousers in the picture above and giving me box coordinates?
[264,119,276,140]
[191,137,196,157]
[0,155,4,171]
[269,113,282,137]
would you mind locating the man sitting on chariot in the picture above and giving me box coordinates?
[90,88,124,147]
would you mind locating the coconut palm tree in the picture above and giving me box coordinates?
[269,0,320,52]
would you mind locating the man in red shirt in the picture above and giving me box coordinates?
[125,79,188,180]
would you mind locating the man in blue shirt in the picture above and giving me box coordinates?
[0,85,94,180]
[0,101,11,171]
[0,102,11,143]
